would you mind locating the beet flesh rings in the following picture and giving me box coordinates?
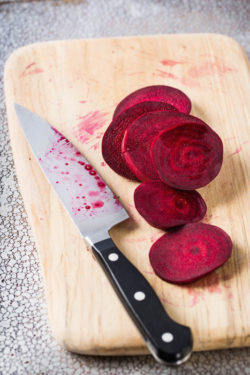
[151,122,223,189]
[134,181,207,229]
[149,223,232,284]
[102,101,176,180]
[122,112,213,182]
[113,85,191,118]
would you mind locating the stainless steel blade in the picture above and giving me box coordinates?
[14,104,128,245]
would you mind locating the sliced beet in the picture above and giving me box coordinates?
[149,223,232,284]
[102,101,176,180]
[122,112,209,181]
[134,181,207,229]
[113,85,191,118]
[151,123,223,190]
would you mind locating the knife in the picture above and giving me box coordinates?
[14,104,193,366]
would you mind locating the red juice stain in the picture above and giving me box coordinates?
[153,69,179,80]
[79,184,82,186]
[76,196,80,199]
[230,146,242,156]
[56,181,59,184]
[101,162,106,167]
[188,61,237,78]
[25,62,36,70]
[79,100,86,104]
[85,164,92,170]
[77,208,81,211]
[78,161,85,166]
[98,181,106,188]
[95,176,99,180]
[73,110,108,144]
[88,191,99,197]
[82,196,85,199]
[161,59,183,66]
[75,152,81,156]
[65,163,69,165]
[85,205,91,210]
[93,200,104,208]
[20,62,44,78]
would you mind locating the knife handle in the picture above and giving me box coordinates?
[92,237,193,366]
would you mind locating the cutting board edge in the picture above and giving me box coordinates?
[4,32,248,75]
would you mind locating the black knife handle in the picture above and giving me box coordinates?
[92,237,193,366]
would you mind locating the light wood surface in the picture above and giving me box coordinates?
[4,34,250,354]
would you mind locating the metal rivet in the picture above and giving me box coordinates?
[161,332,174,343]
[134,291,146,301]
[108,253,119,261]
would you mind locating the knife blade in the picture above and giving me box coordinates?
[14,103,193,366]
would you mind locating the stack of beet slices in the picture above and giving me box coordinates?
[102,85,232,285]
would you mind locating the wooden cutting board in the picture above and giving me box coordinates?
[4,34,250,354]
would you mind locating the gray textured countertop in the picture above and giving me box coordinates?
[0,0,250,374]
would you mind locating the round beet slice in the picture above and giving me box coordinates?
[102,101,176,180]
[151,123,223,190]
[149,223,232,284]
[122,112,210,181]
[113,85,191,118]
[134,181,207,229]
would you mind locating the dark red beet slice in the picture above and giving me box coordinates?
[134,181,207,229]
[113,85,191,118]
[151,123,223,190]
[102,101,176,180]
[149,223,232,284]
[122,112,209,181]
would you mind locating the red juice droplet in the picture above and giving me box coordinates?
[98,181,106,188]
[85,164,92,170]
[88,191,99,197]
[85,205,91,210]
[65,163,69,165]
[78,161,85,166]
[89,170,96,175]
[93,200,104,208]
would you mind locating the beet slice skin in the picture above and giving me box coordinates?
[102,101,176,180]
[134,181,207,229]
[149,223,232,284]
[122,112,210,181]
[151,123,223,190]
[113,85,191,118]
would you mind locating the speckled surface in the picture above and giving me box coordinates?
[0,0,250,374]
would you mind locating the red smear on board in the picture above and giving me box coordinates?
[74,111,108,144]
[161,60,184,67]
